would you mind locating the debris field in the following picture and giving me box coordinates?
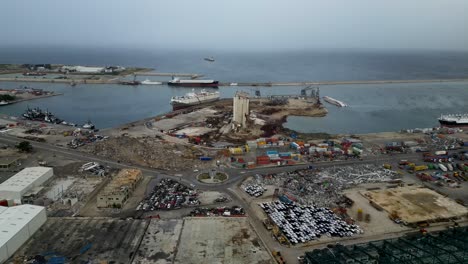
[137,179,200,211]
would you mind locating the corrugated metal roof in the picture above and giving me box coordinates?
[0,167,52,193]
[0,205,45,245]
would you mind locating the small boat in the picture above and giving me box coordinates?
[323,96,348,107]
[168,77,219,87]
[204,57,215,62]
[83,120,95,129]
[0,101,10,106]
[120,75,141,85]
[141,79,162,85]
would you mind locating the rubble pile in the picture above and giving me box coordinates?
[259,164,399,207]
[81,136,212,170]
[137,179,199,211]
[243,184,266,197]
[189,206,245,217]
[260,201,361,244]
[68,129,108,148]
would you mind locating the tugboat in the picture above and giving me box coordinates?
[120,75,141,86]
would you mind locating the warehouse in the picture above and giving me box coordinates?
[0,205,47,263]
[97,168,142,208]
[0,167,53,204]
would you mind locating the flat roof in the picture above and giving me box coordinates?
[0,156,20,166]
[0,205,45,246]
[0,167,52,193]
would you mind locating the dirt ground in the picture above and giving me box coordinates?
[174,217,273,264]
[362,186,468,224]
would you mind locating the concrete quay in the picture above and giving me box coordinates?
[1,76,468,87]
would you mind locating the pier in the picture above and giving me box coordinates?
[0,76,467,87]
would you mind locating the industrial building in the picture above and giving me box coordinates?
[0,205,47,263]
[233,91,250,128]
[304,227,468,263]
[97,169,142,208]
[0,157,20,171]
[0,167,53,204]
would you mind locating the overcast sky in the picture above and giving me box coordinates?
[1,0,468,51]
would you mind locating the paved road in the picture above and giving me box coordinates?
[0,134,428,263]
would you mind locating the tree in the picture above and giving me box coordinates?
[16,141,33,152]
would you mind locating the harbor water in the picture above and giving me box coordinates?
[0,48,468,133]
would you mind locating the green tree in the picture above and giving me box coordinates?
[16,141,33,152]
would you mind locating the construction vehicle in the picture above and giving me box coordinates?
[272,251,286,264]
[383,163,392,169]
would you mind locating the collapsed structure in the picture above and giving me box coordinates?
[0,205,47,263]
[96,169,142,208]
[0,167,53,204]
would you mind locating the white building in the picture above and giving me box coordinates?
[60,65,104,73]
[0,205,47,263]
[0,167,53,204]
[233,91,250,128]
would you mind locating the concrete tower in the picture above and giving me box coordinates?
[233,91,250,128]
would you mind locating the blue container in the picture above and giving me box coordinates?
[200,156,212,161]
[266,150,278,155]
[279,195,293,205]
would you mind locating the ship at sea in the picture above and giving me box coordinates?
[170,89,220,110]
[168,77,219,87]
[438,114,468,127]
[323,96,348,107]
[204,57,215,62]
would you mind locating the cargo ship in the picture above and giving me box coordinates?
[438,114,468,127]
[323,96,348,107]
[170,89,220,110]
[168,77,219,87]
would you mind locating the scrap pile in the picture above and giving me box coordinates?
[243,184,266,197]
[79,162,106,176]
[260,201,361,244]
[68,129,108,148]
[189,206,245,217]
[260,164,399,207]
[137,179,199,211]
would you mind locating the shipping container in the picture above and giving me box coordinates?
[266,150,278,155]
[414,165,428,171]
[200,156,212,161]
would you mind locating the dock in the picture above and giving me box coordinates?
[0,76,467,87]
